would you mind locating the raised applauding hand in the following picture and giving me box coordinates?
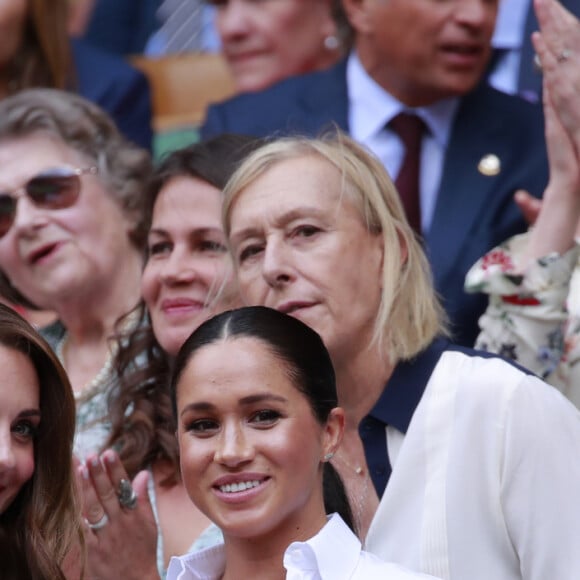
[517,0,580,268]
[78,450,160,580]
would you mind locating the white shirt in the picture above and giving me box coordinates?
[167,514,439,580]
[347,52,459,234]
[365,349,580,580]
[488,0,531,95]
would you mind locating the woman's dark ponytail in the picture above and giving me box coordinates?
[323,462,356,534]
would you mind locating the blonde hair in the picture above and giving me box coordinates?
[222,131,448,363]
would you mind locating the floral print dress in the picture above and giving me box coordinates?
[465,232,580,409]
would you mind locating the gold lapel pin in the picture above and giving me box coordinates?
[478,154,501,176]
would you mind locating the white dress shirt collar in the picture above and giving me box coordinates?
[284,513,361,579]
[492,0,530,50]
[167,543,225,580]
[167,514,360,580]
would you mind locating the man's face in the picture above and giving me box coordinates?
[347,0,499,106]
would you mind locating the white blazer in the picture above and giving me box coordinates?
[365,350,580,580]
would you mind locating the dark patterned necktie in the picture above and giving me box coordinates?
[389,112,426,233]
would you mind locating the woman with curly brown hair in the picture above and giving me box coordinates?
[0,303,81,580]
[77,134,262,579]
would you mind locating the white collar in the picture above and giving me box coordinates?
[492,0,530,49]
[167,543,225,580]
[167,514,359,580]
[284,514,360,578]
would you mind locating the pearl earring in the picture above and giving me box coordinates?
[324,35,340,51]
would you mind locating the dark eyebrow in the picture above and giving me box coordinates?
[17,409,41,419]
[239,393,288,406]
[149,227,224,238]
[180,392,288,418]
[147,228,169,238]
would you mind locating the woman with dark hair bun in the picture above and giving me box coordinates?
[0,303,80,580]
[167,306,437,580]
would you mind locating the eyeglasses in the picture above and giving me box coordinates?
[0,166,98,238]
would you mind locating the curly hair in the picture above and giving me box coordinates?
[0,304,82,580]
[108,134,263,483]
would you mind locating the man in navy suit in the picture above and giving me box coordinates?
[202,0,548,347]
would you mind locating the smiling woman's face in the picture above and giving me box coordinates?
[141,176,236,357]
[0,344,40,515]
[176,336,336,541]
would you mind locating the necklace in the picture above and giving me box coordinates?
[331,452,372,536]
[332,451,366,476]
[55,332,116,402]
[54,311,139,401]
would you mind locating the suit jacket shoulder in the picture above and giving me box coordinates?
[201,60,349,139]
[71,38,154,150]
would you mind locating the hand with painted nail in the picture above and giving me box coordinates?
[78,449,160,580]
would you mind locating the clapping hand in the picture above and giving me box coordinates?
[78,450,160,580]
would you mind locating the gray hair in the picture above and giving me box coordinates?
[0,88,152,249]
[0,88,152,307]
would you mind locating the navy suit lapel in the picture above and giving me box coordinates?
[425,85,510,285]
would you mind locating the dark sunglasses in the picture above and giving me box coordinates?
[0,166,98,238]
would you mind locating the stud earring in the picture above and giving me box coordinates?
[323,452,334,461]
[323,35,340,51]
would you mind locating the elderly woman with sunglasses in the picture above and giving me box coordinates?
[0,88,151,460]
